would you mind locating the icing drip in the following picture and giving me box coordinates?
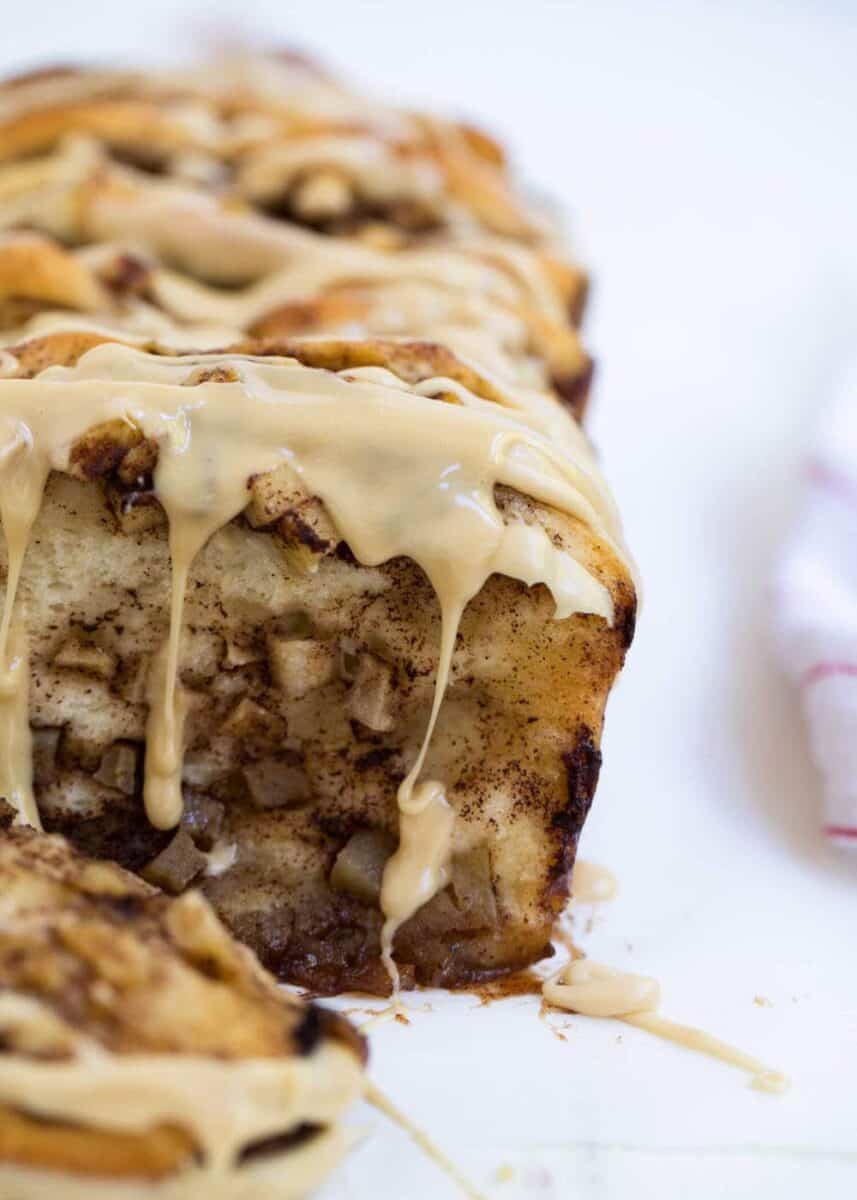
[367,1083,487,1200]
[143,406,263,828]
[144,640,191,831]
[624,1012,790,1094]
[380,780,456,988]
[377,459,617,980]
[0,425,48,828]
[0,627,37,829]
[379,586,463,984]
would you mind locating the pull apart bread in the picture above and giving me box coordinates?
[0,56,636,993]
[0,821,366,1198]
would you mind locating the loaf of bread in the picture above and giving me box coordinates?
[0,55,635,994]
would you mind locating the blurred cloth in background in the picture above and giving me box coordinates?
[775,361,857,848]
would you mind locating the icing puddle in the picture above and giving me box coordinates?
[547,861,788,1092]
[542,959,789,1094]
[365,859,790,1095]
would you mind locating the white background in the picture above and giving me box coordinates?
[6,2,857,1196]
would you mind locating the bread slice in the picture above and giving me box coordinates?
[0,55,635,995]
[0,328,633,992]
[0,820,365,1197]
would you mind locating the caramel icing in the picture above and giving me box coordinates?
[544,960,788,1092]
[0,989,363,1196]
[367,1083,486,1200]
[0,71,140,126]
[0,1042,362,1173]
[147,266,579,386]
[0,141,586,417]
[380,781,456,987]
[162,55,418,142]
[235,134,445,212]
[0,54,550,244]
[543,960,660,1018]
[0,338,626,985]
[623,1013,789,1094]
[0,142,563,311]
[0,425,47,829]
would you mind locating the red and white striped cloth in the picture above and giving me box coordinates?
[775,362,857,846]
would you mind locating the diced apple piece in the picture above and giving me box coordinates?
[219,698,285,744]
[31,726,61,786]
[141,831,206,894]
[268,636,336,699]
[241,757,311,809]
[330,830,396,904]
[94,741,139,795]
[346,653,395,732]
[53,636,117,681]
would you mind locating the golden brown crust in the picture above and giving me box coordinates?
[6,330,130,377]
[0,234,104,309]
[0,73,545,244]
[252,297,592,418]
[4,327,574,422]
[0,1104,196,1181]
[0,101,205,165]
[237,333,522,407]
